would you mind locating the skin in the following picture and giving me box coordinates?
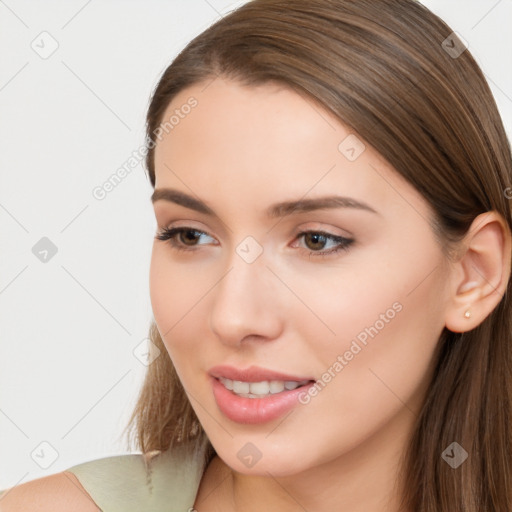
[149,77,510,511]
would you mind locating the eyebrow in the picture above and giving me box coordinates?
[151,188,378,217]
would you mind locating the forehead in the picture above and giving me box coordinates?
[155,78,350,184]
[152,77,430,224]
[157,78,339,154]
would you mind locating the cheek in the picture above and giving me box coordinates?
[290,233,447,383]
[149,247,206,353]
[307,251,447,423]
[149,247,178,335]
[310,232,447,352]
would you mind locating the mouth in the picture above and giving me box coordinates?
[208,365,316,424]
[216,376,313,398]
[209,364,314,383]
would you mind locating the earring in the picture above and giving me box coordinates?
[464,310,471,319]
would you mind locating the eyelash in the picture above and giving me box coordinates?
[154,226,353,258]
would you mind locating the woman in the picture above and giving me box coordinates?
[2,0,511,510]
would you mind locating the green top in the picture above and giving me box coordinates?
[1,443,208,511]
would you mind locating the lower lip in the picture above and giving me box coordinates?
[210,376,314,424]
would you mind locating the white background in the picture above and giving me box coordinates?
[1,0,511,490]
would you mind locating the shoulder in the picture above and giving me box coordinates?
[0,471,99,511]
[0,445,205,512]
[1,445,206,512]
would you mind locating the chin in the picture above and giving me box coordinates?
[214,440,314,478]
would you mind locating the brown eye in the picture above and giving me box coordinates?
[303,233,328,251]
[178,229,202,246]
[155,227,216,252]
[295,231,354,257]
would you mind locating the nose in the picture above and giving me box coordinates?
[208,251,284,347]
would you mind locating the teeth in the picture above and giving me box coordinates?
[232,380,250,394]
[249,381,271,394]
[219,378,309,398]
[270,380,285,393]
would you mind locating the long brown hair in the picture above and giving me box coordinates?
[124,1,512,509]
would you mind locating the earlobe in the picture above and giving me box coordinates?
[444,211,511,333]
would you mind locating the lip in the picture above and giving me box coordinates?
[208,364,314,382]
[208,365,316,424]
[210,376,315,424]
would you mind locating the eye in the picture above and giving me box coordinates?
[294,230,354,257]
[155,226,354,258]
[154,226,216,252]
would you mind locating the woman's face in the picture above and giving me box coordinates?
[150,77,453,476]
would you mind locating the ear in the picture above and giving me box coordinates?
[445,211,511,333]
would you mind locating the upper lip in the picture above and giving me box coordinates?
[209,365,314,382]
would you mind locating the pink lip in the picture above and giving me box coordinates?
[208,365,315,424]
[210,377,315,424]
[208,364,314,382]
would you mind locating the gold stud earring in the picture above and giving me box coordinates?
[464,310,471,319]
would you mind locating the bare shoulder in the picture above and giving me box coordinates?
[0,471,100,511]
